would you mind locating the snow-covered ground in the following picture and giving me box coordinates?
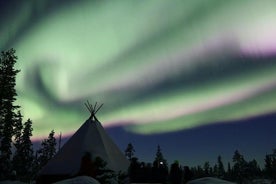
[0,177,274,184]
[187,177,275,184]
[187,177,236,184]
[252,179,274,184]
[0,181,27,184]
[53,176,100,184]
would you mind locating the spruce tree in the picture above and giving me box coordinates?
[12,111,23,177]
[272,149,276,180]
[152,145,168,183]
[93,156,115,184]
[36,130,57,170]
[21,119,34,180]
[264,149,276,180]
[203,161,210,176]
[213,164,218,177]
[232,150,247,182]
[227,162,231,174]
[154,144,168,168]
[13,111,23,148]
[125,143,135,160]
[247,159,260,179]
[226,162,232,180]
[264,154,272,176]
[0,48,20,179]
[217,155,225,178]
[13,119,34,181]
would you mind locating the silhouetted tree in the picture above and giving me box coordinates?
[154,144,168,169]
[125,143,135,160]
[10,110,23,180]
[129,159,152,183]
[203,161,210,176]
[209,167,213,176]
[36,130,57,170]
[93,156,115,184]
[217,155,225,178]
[12,119,34,181]
[264,149,276,180]
[247,159,261,179]
[137,162,151,183]
[128,157,140,183]
[190,165,204,179]
[213,164,218,177]
[232,150,247,183]
[264,154,272,176]
[169,161,182,184]
[183,166,193,183]
[0,48,20,179]
[271,149,276,180]
[12,111,23,152]
[225,162,233,180]
[76,153,121,183]
[152,145,168,183]
[227,162,231,174]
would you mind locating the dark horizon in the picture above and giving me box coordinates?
[32,112,276,169]
[104,112,276,168]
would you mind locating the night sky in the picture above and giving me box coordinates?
[1,0,276,167]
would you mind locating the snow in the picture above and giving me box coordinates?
[187,177,275,184]
[53,176,100,184]
[252,179,274,184]
[187,177,236,184]
[0,181,27,184]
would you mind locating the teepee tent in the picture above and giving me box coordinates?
[37,102,129,182]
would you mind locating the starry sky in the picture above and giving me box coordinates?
[1,0,276,167]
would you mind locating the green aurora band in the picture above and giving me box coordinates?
[1,0,276,139]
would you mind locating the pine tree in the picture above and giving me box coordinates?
[0,48,20,179]
[213,164,218,177]
[272,149,276,180]
[154,144,168,168]
[227,162,231,174]
[125,143,135,160]
[169,161,182,184]
[152,145,168,183]
[36,130,57,170]
[264,149,276,179]
[226,162,232,180]
[12,119,34,181]
[209,166,213,176]
[247,159,260,179]
[264,154,272,178]
[93,156,115,184]
[21,119,34,180]
[13,111,23,151]
[203,161,210,176]
[217,155,225,178]
[11,111,23,178]
[232,150,247,182]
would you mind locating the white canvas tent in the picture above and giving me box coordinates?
[38,103,129,178]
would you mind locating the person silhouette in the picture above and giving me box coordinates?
[78,152,97,178]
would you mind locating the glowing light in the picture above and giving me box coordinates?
[1,0,276,138]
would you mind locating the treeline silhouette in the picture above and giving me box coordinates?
[125,143,276,184]
[0,49,58,181]
[1,49,276,183]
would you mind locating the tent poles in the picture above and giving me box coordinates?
[84,101,103,121]
[58,132,62,151]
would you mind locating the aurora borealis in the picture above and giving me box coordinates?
[1,0,276,140]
